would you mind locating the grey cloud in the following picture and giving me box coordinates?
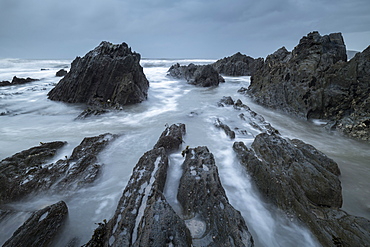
[0,0,369,59]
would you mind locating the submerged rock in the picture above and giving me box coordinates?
[212,52,263,76]
[246,31,370,141]
[2,201,68,247]
[48,41,149,112]
[0,76,39,87]
[0,133,116,204]
[233,133,370,246]
[167,63,224,87]
[178,146,254,246]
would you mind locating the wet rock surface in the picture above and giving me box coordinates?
[0,76,39,87]
[154,123,186,152]
[0,133,116,204]
[246,31,370,141]
[2,201,68,247]
[167,63,224,87]
[211,52,263,76]
[48,41,149,115]
[84,124,254,246]
[178,146,254,247]
[233,133,370,246]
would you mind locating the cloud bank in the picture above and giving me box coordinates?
[0,0,369,59]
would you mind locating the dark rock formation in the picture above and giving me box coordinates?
[211,52,263,76]
[55,69,68,77]
[154,123,186,152]
[214,118,235,139]
[246,31,370,141]
[233,133,370,246]
[0,133,116,204]
[48,41,149,110]
[167,63,224,87]
[2,201,68,247]
[178,146,254,246]
[0,76,39,87]
[322,45,370,141]
[84,124,254,246]
[84,124,191,246]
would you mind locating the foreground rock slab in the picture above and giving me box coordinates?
[84,124,254,246]
[48,41,149,113]
[233,133,370,246]
[0,133,116,204]
[2,201,68,247]
[178,146,254,247]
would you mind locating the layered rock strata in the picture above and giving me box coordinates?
[84,124,254,246]
[0,133,116,204]
[233,133,370,246]
[48,41,149,111]
[2,201,68,247]
[178,146,254,246]
[246,31,370,141]
[167,63,224,87]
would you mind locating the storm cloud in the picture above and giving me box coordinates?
[0,0,369,59]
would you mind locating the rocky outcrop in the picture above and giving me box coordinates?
[84,124,254,246]
[246,31,370,141]
[48,41,149,110]
[2,201,68,247]
[233,133,370,246]
[167,63,224,87]
[217,96,279,136]
[322,46,370,140]
[0,76,39,87]
[154,123,186,152]
[84,124,191,246]
[211,52,263,76]
[55,69,68,77]
[0,133,116,204]
[178,146,254,246]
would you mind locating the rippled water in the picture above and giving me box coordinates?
[0,58,369,246]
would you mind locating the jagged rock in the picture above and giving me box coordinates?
[233,133,370,246]
[217,96,235,107]
[211,52,263,76]
[178,146,254,246]
[48,41,149,110]
[167,63,224,87]
[322,45,370,141]
[246,31,370,141]
[55,69,67,77]
[84,124,191,247]
[0,76,39,87]
[0,133,115,204]
[247,31,347,118]
[2,201,68,247]
[154,123,186,152]
[214,118,235,139]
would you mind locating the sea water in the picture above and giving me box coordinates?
[0,58,369,246]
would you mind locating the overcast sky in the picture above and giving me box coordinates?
[0,0,369,59]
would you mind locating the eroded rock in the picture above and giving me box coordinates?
[233,133,370,246]
[178,146,254,246]
[212,52,263,76]
[167,63,224,87]
[48,41,149,113]
[2,201,68,247]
